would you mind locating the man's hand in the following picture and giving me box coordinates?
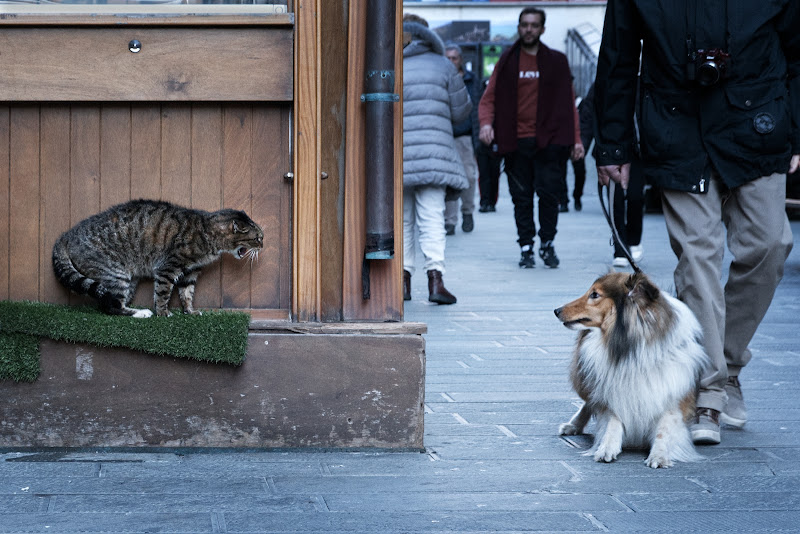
[790,154,800,174]
[597,163,631,190]
[479,124,494,146]
[570,143,585,161]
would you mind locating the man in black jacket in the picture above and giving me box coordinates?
[594,0,800,445]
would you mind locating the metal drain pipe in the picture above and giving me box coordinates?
[362,0,397,263]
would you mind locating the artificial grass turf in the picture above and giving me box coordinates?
[0,300,251,382]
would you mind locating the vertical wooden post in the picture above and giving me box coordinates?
[293,0,322,321]
[342,0,404,321]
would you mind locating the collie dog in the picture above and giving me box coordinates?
[554,272,709,468]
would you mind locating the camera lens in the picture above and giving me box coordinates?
[697,60,721,86]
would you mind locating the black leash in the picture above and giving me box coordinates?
[598,180,642,273]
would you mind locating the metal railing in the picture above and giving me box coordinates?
[565,23,602,100]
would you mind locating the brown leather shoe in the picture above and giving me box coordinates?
[427,270,456,305]
[403,270,411,301]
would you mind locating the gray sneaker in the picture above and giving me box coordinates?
[691,407,721,445]
[721,376,747,428]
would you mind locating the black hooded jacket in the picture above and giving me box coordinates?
[594,0,800,192]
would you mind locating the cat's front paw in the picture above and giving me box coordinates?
[156,309,173,317]
[132,309,154,319]
[183,309,203,316]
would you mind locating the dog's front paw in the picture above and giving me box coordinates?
[645,454,673,469]
[558,423,581,435]
[593,444,621,463]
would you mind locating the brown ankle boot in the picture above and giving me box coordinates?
[427,270,456,305]
[403,270,411,301]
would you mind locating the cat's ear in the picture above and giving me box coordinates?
[233,221,249,234]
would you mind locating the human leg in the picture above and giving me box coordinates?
[455,136,478,232]
[661,178,727,414]
[505,138,537,248]
[455,136,478,216]
[477,144,499,210]
[414,185,447,274]
[625,158,645,247]
[532,144,568,244]
[720,173,793,424]
[573,156,586,209]
[402,187,417,276]
[414,185,457,304]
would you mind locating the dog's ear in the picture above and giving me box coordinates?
[627,273,660,302]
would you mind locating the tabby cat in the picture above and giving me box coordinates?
[52,199,264,318]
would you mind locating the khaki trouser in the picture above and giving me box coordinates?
[445,135,478,226]
[662,171,793,412]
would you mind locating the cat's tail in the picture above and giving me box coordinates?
[51,236,107,302]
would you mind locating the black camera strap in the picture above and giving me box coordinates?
[685,0,698,81]
[686,0,730,81]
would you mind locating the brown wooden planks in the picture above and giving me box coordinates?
[0,28,293,102]
[221,104,254,309]
[40,106,72,304]
[130,105,162,201]
[160,104,192,206]
[0,107,9,300]
[3,101,288,312]
[68,106,101,307]
[100,105,132,210]
[251,105,286,310]
[191,104,224,309]
[8,107,41,301]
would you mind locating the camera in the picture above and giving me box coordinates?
[691,48,730,86]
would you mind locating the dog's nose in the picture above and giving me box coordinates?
[554,308,562,318]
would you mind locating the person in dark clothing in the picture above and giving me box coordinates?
[444,44,481,235]
[581,82,645,266]
[594,0,799,445]
[477,142,501,212]
[477,79,502,213]
[571,84,596,212]
[478,7,583,268]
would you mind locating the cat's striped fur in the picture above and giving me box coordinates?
[52,199,263,318]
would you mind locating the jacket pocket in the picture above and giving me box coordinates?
[638,89,697,162]
[724,81,791,155]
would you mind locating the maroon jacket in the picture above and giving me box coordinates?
[491,40,576,155]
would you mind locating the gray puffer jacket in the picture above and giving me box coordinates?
[403,22,471,190]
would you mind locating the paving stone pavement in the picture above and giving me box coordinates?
[2,165,800,532]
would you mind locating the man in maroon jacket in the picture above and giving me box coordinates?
[479,7,583,268]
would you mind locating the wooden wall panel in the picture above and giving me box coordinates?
[221,105,254,309]
[250,106,286,309]
[9,107,40,302]
[342,0,404,320]
[130,106,162,200]
[0,28,293,102]
[160,105,192,205]
[100,106,132,209]
[0,107,9,300]
[191,105,224,309]
[40,106,71,305]
[68,106,101,308]
[318,0,348,322]
[2,103,290,313]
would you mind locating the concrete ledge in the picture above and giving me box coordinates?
[0,325,425,449]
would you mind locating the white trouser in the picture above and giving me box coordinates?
[403,184,447,275]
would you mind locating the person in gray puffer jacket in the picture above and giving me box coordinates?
[402,14,471,305]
